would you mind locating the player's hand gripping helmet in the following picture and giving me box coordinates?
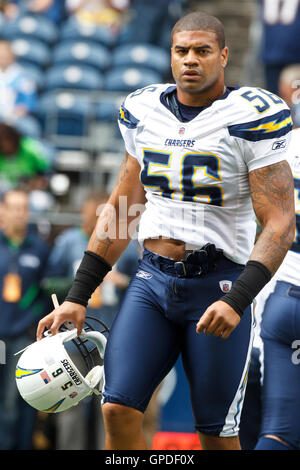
[15,317,109,413]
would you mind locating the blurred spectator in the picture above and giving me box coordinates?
[121,0,183,47]
[1,0,67,24]
[0,188,50,450]
[0,40,37,122]
[66,0,129,33]
[278,63,300,116]
[0,122,51,193]
[42,189,139,449]
[259,0,300,94]
[0,0,19,21]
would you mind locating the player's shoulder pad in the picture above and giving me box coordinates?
[118,83,168,130]
[227,86,292,141]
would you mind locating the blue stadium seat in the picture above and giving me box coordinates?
[11,38,51,68]
[52,40,111,72]
[44,64,104,91]
[36,91,95,139]
[104,66,162,92]
[17,62,45,90]
[95,101,119,122]
[95,94,126,123]
[15,115,42,139]
[2,14,58,45]
[60,18,117,48]
[111,43,170,76]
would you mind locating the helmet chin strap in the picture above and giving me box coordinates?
[85,365,103,395]
[80,330,107,359]
[79,330,107,394]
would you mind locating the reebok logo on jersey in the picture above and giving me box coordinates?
[272,139,286,150]
[136,270,153,279]
[219,280,232,293]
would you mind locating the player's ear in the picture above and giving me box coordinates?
[221,46,228,68]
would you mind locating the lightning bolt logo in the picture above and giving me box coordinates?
[15,366,42,379]
[119,105,131,124]
[244,116,292,134]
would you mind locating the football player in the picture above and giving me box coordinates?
[36,12,295,450]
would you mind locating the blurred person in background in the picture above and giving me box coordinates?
[240,64,300,450]
[0,39,37,122]
[259,0,300,95]
[42,190,139,449]
[121,0,183,48]
[66,0,129,34]
[0,122,51,194]
[278,64,300,121]
[0,0,67,24]
[0,188,50,449]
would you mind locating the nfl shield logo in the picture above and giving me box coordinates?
[219,280,232,293]
[179,126,185,135]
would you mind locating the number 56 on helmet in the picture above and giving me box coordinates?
[15,318,108,413]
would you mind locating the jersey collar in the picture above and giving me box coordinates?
[160,85,239,122]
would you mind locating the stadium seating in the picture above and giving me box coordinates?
[36,91,95,145]
[52,40,111,73]
[11,38,51,68]
[94,94,124,122]
[60,17,118,49]
[111,43,170,77]
[15,114,42,139]
[44,64,104,91]
[104,66,163,92]
[2,14,58,46]
[18,62,45,91]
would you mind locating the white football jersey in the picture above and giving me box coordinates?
[118,83,292,264]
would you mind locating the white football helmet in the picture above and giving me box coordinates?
[15,317,108,413]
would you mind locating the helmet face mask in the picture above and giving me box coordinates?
[15,316,109,413]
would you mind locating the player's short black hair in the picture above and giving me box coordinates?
[171,11,226,50]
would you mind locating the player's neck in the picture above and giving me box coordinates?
[176,83,227,107]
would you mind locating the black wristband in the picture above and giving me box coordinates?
[220,260,272,317]
[65,251,112,307]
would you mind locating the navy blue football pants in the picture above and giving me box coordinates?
[102,249,254,436]
[258,281,300,449]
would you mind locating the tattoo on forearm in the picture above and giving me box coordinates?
[251,225,288,274]
[117,153,129,183]
[90,236,114,257]
[249,160,295,274]
[250,161,294,215]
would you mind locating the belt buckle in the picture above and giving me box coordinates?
[174,261,186,277]
[174,261,202,277]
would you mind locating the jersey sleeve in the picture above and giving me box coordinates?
[228,90,293,171]
[118,95,140,159]
[117,84,163,160]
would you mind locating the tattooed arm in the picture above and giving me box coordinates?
[37,152,146,338]
[248,160,295,275]
[87,152,146,265]
[196,159,295,340]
